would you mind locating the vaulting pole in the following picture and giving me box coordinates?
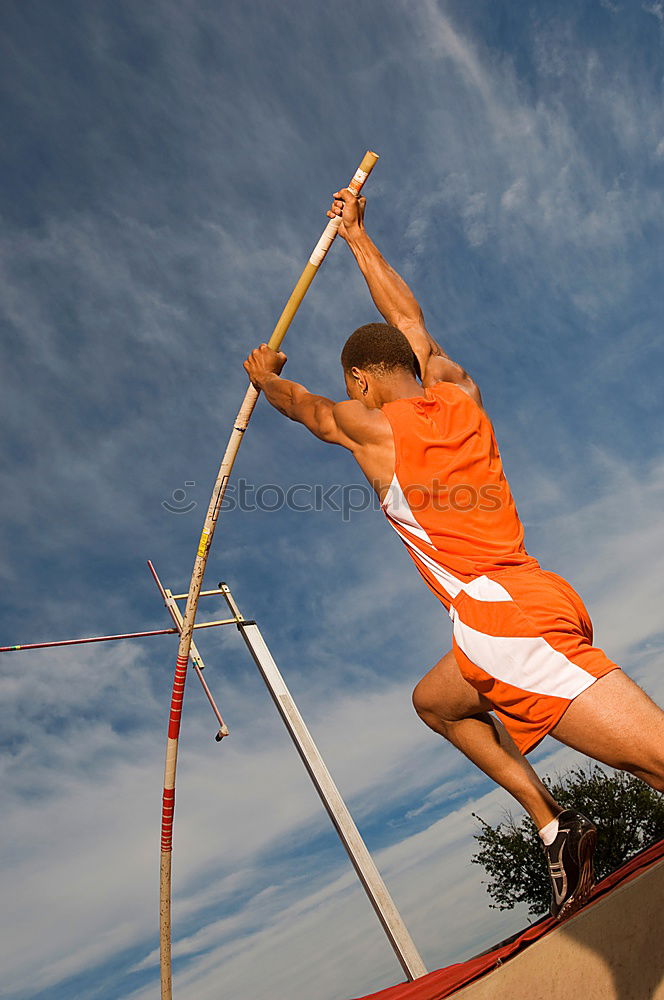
[159,151,379,998]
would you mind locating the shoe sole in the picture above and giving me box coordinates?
[556,826,597,921]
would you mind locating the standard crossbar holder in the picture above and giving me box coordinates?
[148,561,234,741]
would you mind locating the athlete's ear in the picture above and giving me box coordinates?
[350,366,369,397]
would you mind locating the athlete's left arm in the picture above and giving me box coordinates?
[243,345,383,449]
[328,192,483,409]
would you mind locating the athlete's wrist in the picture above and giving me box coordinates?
[344,226,371,250]
[257,371,283,393]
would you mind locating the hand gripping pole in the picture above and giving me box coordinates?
[159,151,379,999]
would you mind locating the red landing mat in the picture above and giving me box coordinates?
[350,837,664,1000]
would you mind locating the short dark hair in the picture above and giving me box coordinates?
[340,323,421,379]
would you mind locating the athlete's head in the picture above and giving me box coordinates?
[341,323,421,407]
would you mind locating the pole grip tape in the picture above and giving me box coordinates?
[308,150,379,267]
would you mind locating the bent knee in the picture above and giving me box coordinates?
[411,678,429,718]
[412,657,492,725]
[412,679,459,736]
[412,675,445,721]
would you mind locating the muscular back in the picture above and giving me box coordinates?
[333,361,483,502]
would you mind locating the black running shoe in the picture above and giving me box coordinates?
[543,809,597,920]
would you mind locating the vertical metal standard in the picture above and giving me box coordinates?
[219,583,427,982]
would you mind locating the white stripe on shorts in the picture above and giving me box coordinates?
[451,611,597,700]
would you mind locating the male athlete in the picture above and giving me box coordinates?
[244,188,664,920]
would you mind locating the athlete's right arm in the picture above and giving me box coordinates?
[329,191,483,408]
[243,346,386,449]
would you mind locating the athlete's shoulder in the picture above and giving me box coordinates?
[332,399,391,446]
[426,380,475,402]
[426,375,485,412]
[424,356,484,410]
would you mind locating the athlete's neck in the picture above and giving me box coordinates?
[375,372,425,407]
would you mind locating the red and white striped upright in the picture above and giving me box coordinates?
[159,151,379,999]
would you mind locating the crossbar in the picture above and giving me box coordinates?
[0,617,238,654]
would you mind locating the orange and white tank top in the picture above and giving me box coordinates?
[380,382,539,612]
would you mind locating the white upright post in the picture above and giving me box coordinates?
[219,584,427,982]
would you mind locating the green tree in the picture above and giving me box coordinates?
[471,764,664,916]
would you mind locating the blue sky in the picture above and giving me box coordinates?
[1,1,663,997]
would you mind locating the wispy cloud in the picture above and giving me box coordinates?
[2,1,663,998]
[643,2,664,24]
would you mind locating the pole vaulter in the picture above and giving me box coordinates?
[159,151,379,999]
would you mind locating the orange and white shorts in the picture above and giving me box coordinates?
[449,564,621,755]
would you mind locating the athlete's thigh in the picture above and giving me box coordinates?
[551,669,664,769]
[413,648,494,723]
